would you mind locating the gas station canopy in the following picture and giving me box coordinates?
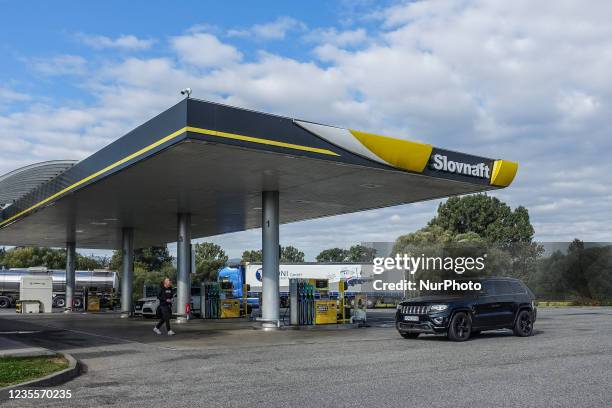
[0,98,517,250]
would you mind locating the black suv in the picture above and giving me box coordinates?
[396,277,536,341]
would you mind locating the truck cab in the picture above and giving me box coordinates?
[218,265,260,309]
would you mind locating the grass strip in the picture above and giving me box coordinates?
[0,355,69,387]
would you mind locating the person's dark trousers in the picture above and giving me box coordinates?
[156,305,172,332]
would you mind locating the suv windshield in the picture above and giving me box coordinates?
[485,279,527,296]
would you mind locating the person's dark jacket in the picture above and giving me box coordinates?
[157,285,174,309]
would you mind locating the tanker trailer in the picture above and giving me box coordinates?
[0,268,118,309]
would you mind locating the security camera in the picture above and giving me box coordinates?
[180,88,192,98]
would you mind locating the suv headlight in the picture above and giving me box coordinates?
[429,304,448,313]
[396,304,403,310]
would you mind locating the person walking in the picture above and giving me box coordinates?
[153,278,175,336]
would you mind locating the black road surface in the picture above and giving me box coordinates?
[0,307,610,408]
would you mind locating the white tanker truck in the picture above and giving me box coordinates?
[0,268,119,309]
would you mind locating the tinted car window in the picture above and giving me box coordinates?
[482,280,497,295]
[507,280,526,294]
[494,280,513,295]
[492,280,525,295]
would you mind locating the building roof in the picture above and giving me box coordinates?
[0,98,517,249]
[0,160,77,210]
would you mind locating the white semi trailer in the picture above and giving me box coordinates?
[0,268,118,309]
[244,262,404,308]
[244,262,364,293]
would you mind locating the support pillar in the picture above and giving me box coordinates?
[65,242,76,312]
[120,228,134,318]
[261,191,280,328]
[176,213,191,323]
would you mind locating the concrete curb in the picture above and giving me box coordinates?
[0,353,81,400]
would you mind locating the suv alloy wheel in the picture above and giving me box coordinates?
[513,310,534,337]
[448,312,472,341]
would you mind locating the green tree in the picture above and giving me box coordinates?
[0,247,6,267]
[242,249,262,263]
[135,247,173,271]
[109,251,122,271]
[391,227,492,283]
[194,242,228,283]
[316,248,349,262]
[563,239,592,299]
[109,246,173,272]
[132,264,176,302]
[531,241,612,301]
[281,246,305,262]
[391,194,544,286]
[1,247,108,271]
[242,246,305,263]
[76,254,106,270]
[393,225,458,252]
[532,250,570,299]
[109,246,175,300]
[582,245,612,301]
[428,194,534,246]
[395,195,542,281]
[346,245,376,262]
[1,247,66,269]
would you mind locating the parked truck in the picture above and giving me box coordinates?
[0,268,119,309]
[244,262,403,308]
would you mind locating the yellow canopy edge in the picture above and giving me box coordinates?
[349,129,433,173]
[490,159,518,187]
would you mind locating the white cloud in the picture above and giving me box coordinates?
[0,86,31,103]
[29,55,87,76]
[171,33,242,67]
[3,2,612,255]
[227,17,306,40]
[78,34,155,50]
[557,91,600,119]
[305,28,369,47]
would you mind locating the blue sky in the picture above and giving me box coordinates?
[0,1,374,106]
[1,1,611,260]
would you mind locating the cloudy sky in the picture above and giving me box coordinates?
[1,0,611,260]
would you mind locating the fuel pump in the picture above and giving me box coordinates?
[312,279,337,325]
[337,279,350,324]
[219,279,240,318]
[289,278,339,325]
[201,282,220,319]
[242,284,250,317]
[290,279,315,325]
[307,282,315,324]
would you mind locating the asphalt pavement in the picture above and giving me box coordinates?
[0,307,610,408]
